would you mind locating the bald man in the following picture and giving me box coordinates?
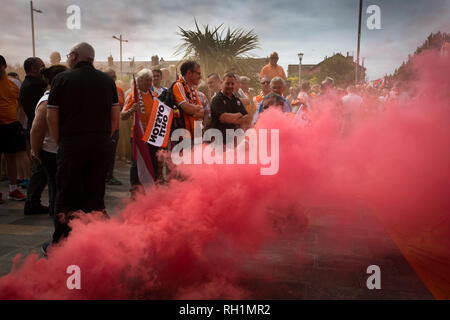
[45,42,120,249]
[259,52,287,80]
[49,51,61,66]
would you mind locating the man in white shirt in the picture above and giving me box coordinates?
[150,69,167,97]
[340,85,363,134]
[342,85,363,117]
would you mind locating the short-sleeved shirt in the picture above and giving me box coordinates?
[252,96,291,125]
[47,61,119,140]
[341,93,363,116]
[173,76,201,135]
[210,91,247,141]
[197,91,210,117]
[117,86,125,108]
[0,76,20,125]
[115,86,125,130]
[150,85,167,97]
[19,75,47,131]
[259,63,287,80]
[122,90,158,138]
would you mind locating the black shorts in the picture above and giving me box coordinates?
[0,121,26,153]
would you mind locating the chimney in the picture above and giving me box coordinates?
[108,55,114,67]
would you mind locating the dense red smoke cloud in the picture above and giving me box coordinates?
[0,49,448,299]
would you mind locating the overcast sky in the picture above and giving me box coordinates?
[1,0,449,80]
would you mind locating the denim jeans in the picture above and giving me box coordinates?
[24,158,48,209]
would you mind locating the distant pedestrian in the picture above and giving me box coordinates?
[150,69,167,97]
[259,52,287,80]
[49,52,62,66]
[104,69,123,186]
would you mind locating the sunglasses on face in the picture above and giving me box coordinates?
[260,81,270,85]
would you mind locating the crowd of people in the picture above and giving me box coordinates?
[0,44,410,255]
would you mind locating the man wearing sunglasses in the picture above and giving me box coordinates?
[253,75,271,107]
[46,42,120,245]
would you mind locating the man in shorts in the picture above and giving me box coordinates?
[0,55,27,202]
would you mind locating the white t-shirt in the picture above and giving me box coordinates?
[35,91,57,154]
[151,86,166,97]
[341,93,363,116]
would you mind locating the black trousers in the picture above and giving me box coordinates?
[53,135,111,243]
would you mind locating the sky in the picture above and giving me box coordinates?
[1,0,449,80]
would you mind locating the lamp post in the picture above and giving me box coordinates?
[112,34,128,79]
[297,53,304,85]
[355,0,363,84]
[30,1,42,57]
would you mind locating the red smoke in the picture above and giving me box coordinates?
[0,49,448,299]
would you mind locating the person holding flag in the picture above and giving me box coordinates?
[120,69,158,197]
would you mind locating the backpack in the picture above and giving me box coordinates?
[158,81,185,131]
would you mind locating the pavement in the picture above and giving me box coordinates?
[0,159,131,278]
[0,160,434,299]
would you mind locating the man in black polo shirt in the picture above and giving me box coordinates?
[19,57,49,215]
[210,73,251,145]
[46,42,119,245]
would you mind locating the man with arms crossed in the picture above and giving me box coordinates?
[210,73,251,145]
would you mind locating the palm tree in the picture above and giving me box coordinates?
[175,19,259,78]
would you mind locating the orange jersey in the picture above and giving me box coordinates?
[243,91,255,116]
[253,91,266,106]
[123,90,158,137]
[117,86,125,108]
[0,76,20,124]
[115,86,125,129]
[173,76,201,136]
[259,64,287,80]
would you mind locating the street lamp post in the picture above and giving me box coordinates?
[297,53,304,85]
[112,34,128,79]
[30,1,42,57]
[355,0,363,84]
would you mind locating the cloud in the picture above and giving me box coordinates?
[1,0,448,79]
